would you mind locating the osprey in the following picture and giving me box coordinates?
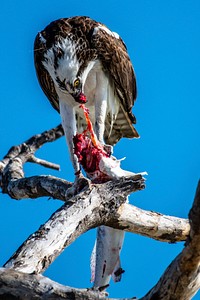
[34,16,139,179]
[34,16,139,287]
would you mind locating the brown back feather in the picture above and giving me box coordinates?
[34,16,139,145]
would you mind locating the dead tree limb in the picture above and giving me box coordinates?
[0,125,189,245]
[106,203,189,243]
[3,175,145,274]
[140,180,200,300]
[0,124,64,196]
[2,174,188,276]
[0,268,109,300]
[1,125,199,299]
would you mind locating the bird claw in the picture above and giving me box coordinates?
[65,173,91,200]
[103,144,113,157]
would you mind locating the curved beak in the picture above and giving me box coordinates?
[74,92,87,104]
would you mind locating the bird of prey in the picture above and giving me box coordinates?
[34,16,139,178]
[34,16,139,287]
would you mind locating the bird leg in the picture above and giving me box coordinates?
[102,144,113,157]
[74,105,145,288]
[94,73,113,156]
[59,100,90,198]
[59,101,80,172]
[65,171,90,199]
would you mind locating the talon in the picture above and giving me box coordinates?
[75,169,81,176]
[103,144,113,157]
[76,174,91,190]
[65,173,90,199]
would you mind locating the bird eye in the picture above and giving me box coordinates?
[73,78,80,88]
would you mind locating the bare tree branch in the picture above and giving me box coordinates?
[140,180,200,300]
[0,124,64,193]
[2,178,200,300]
[0,268,109,300]
[1,125,199,299]
[0,125,189,246]
[28,154,60,170]
[2,175,72,200]
[4,175,145,274]
[106,203,189,242]
[2,174,189,280]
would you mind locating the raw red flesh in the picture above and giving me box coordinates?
[78,93,87,104]
[79,104,101,149]
[73,104,110,182]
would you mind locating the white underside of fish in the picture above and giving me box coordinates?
[91,225,125,287]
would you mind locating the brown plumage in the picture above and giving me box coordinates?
[34,18,139,288]
[34,16,139,146]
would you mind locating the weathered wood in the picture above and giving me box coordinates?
[140,181,200,300]
[0,124,64,194]
[4,175,144,274]
[1,125,199,299]
[0,268,108,300]
[107,203,189,242]
[3,175,72,200]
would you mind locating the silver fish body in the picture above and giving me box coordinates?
[91,224,125,287]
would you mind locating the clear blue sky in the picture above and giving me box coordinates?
[0,1,200,298]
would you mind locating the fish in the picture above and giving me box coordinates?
[73,104,145,288]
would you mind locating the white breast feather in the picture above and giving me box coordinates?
[42,37,80,86]
[42,35,120,138]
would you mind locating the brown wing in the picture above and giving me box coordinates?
[34,32,60,112]
[33,17,81,112]
[91,25,139,144]
[34,17,139,145]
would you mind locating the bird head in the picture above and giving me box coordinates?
[54,73,87,104]
[42,37,88,104]
[65,77,87,104]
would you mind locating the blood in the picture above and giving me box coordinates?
[73,104,110,182]
[78,93,87,104]
[79,104,101,148]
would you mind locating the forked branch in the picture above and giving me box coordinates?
[140,181,200,300]
[0,125,199,299]
[0,124,64,197]
[3,175,145,274]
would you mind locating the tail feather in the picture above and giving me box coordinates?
[104,104,139,146]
